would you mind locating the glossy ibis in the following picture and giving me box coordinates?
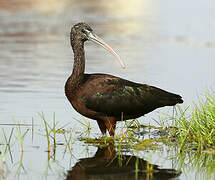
[65,22,183,136]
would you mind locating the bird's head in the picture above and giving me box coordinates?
[70,22,126,69]
[70,22,93,42]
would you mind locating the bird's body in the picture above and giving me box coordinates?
[65,23,183,136]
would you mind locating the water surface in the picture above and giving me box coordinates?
[0,0,215,179]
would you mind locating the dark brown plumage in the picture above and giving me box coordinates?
[65,22,183,136]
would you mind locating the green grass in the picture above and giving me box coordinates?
[172,92,215,153]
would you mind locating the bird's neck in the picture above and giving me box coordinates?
[65,40,85,97]
[72,41,85,83]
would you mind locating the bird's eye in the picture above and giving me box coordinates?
[82,29,91,34]
[86,28,92,32]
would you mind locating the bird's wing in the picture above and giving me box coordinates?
[82,75,162,117]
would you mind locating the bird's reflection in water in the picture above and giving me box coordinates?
[66,144,181,180]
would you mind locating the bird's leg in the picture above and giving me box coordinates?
[97,120,107,136]
[105,118,116,137]
[104,144,115,160]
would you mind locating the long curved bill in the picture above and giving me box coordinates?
[88,32,126,69]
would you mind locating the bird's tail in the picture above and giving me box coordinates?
[151,86,183,106]
[162,93,183,106]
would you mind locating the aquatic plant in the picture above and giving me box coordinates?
[0,128,14,162]
[39,112,58,153]
[172,92,215,153]
[15,125,29,152]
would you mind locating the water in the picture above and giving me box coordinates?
[0,0,215,179]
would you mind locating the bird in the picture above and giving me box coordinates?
[65,22,183,136]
